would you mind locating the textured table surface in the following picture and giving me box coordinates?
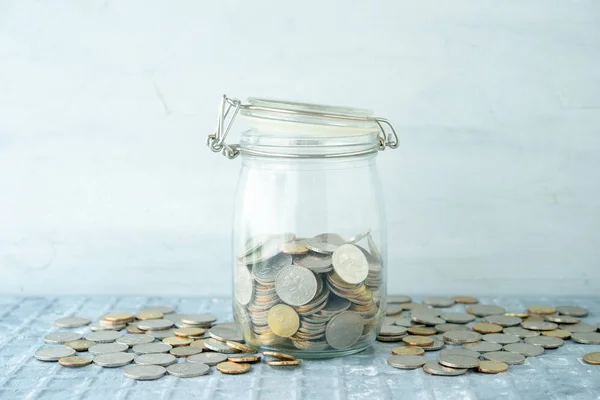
[0,296,599,400]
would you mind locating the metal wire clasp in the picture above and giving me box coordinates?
[206,95,243,159]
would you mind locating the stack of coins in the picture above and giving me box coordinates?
[235,231,384,352]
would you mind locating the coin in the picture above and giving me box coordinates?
[281,242,309,255]
[411,311,444,325]
[463,342,503,352]
[124,365,166,380]
[216,361,251,375]
[541,329,571,339]
[423,361,467,376]
[84,331,122,343]
[528,306,556,315]
[439,354,480,369]
[387,355,428,369]
[325,311,364,350]
[35,347,76,361]
[560,323,597,333]
[225,341,256,353]
[407,327,436,336]
[386,305,404,316]
[203,338,240,353]
[583,352,600,365]
[442,331,482,344]
[140,306,175,315]
[229,354,262,363]
[483,351,526,365]
[435,323,471,333]
[440,348,480,359]
[190,339,210,350]
[478,360,508,374]
[521,321,557,331]
[64,339,95,352]
[163,336,193,347]
[44,332,82,344]
[262,351,296,360]
[127,323,145,334]
[402,336,434,347]
[147,329,176,339]
[332,244,369,284]
[188,352,229,366]
[170,346,203,357]
[305,233,346,254]
[88,343,128,355]
[58,355,93,367]
[89,321,123,332]
[524,336,564,349]
[380,326,408,336]
[137,319,174,331]
[545,315,580,324]
[453,296,479,304]
[571,332,600,344]
[467,305,506,317]
[392,346,425,356]
[439,312,476,324]
[472,323,503,334]
[482,334,520,345]
[503,326,540,338]
[104,312,135,323]
[116,334,155,347]
[132,342,172,354]
[93,352,135,367]
[268,360,302,367]
[267,304,300,338]
[275,265,318,306]
[235,264,254,306]
[483,315,522,327]
[167,362,210,377]
[135,311,163,321]
[388,295,412,304]
[134,353,177,366]
[295,253,333,273]
[54,317,91,328]
[505,312,529,318]
[423,298,455,308]
[503,343,544,357]
[555,306,588,317]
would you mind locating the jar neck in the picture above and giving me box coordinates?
[241,152,377,171]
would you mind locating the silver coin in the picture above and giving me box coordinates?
[134,353,177,366]
[423,361,467,376]
[54,317,91,328]
[388,295,412,304]
[483,315,522,327]
[467,305,506,317]
[295,253,333,273]
[503,343,545,357]
[84,331,123,343]
[545,315,580,324]
[209,325,244,342]
[238,234,271,258]
[423,298,455,308]
[521,321,557,331]
[482,334,520,344]
[386,305,404,316]
[463,342,503,352]
[503,327,540,338]
[483,351,526,365]
[411,310,444,325]
[524,336,564,349]
[325,311,364,350]
[203,338,240,353]
[421,338,445,351]
[555,306,589,317]
[440,348,480,359]
[170,346,203,357]
[253,253,293,282]
[89,321,124,331]
[392,317,414,328]
[179,313,217,326]
[439,354,480,369]
[435,323,471,333]
[560,323,597,333]
[347,230,371,244]
[332,244,369,284]
[137,319,174,331]
[88,343,129,355]
[571,332,600,344]
[167,362,210,378]
[439,312,476,324]
[387,355,428,369]
[44,332,82,344]
[379,326,408,337]
[124,365,166,380]
[132,342,173,354]
[321,296,351,315]
[139,306,175,315]
[305,233,346,254]
[442,331,482,344]
[235,264,254,306]
[93,352,135,367]
[116,334,155,347]
[188,352,229,366]
[35,347,76,361]
[275,265,318,306]
[147,329,176,339]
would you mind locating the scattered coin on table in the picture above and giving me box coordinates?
[167,362,211,378]
[54,317,91,328]
[35,347,76,361]
[93,352,135,367]
[124,365,166,380]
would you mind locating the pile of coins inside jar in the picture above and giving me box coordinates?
[234,231,384,352]
[380,296,600,376]
[34,306,301,381]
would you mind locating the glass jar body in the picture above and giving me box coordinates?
[232,151,388,358]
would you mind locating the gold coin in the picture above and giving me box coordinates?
[542,329,571,339]
[281,242,309,255]
[505,312,529,318]
[104,312,135,323]
[262,351,296,361]
[267,304,300,338]
[226,341,256,353]
[58,356,93,367]
[190,339,209,349]
[64,340,95,352]
[402,336,434,347]
[127,324,145,334]
[478,360,508,373]
[391,346,425,356]
[229,354,261,363]
[268,360,302,367]
[407,327,436,336]
[472,323,503,334]
[162,336,193,347]
[136,311,163,321]
[452,296,479,304]
[174,327,206,338]
[583,352,600,365]
[216,361,251,374]
[528,306,557,316]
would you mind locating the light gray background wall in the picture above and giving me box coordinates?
[1,0,599,296]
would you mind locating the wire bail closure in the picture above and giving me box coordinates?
[206,94,399,159]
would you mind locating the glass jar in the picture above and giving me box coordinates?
[206,95,398,358]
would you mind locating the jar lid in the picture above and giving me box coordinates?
[206,95,398,159]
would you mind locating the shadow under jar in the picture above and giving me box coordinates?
[206,95,399,358]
